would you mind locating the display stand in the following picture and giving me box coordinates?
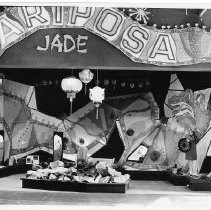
[21,178,130,193]
[167,170,189,186]
[187,176,211,191]
[124,170,169,180]
[0,165,32,178]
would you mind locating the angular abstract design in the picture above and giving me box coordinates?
[63,102,117,160]
[0,79,65,163]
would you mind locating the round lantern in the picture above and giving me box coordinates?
[104,79,109,86]
[112,80,117,90]
[138,83,143,88]
[79,69,94,94]
[89,86,105,119]
[121,82,126,88]
[61,76,82,114]
[130,83,135,89]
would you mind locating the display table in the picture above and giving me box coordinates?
[0,165,32,178]
[167,170,189,186]
[21,178,130,193]
[124,169,169,180]
[187,176,211,191]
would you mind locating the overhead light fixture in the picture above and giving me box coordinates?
[61,76,83,115]
[79,69,94,94]
[89,86,105,119]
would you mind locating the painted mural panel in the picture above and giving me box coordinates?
[1,7,211,67]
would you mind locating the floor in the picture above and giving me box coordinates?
[0,174,211,209]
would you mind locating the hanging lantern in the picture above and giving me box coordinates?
[79,69,94,94]
[112,80,117,90]
[42,80,48,86]
[130,83,135,88]
[61,76,83,115]
[138,83,143,88]
[89,86,105,119]
[104,79,109,86]
[121,82,126,88]
[146,80,150,86]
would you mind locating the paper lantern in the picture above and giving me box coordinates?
[130,83,135,88]
[112,80,117,90]
[79,69,94,94]
[121,82,126,88]
[61,76,82,114]
[42,80,48,86]
[104,79,109,86]
[138,83,143,88]
[146,80,150,86]
[89,86,105,119]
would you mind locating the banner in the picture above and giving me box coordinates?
[0,7,211,67]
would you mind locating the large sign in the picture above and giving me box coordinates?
[0,6,211,66]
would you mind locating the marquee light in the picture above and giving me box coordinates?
[61,76,82,115]
[89,86,105,119]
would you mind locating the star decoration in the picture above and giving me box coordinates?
[128,8,151,24]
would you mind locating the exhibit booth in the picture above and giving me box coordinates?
[1,6,211,191]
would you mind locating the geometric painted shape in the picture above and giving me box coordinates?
[207,143,211,156]
[33,124,54,145]
[64,102,117,156]
[127,144,148,162]
[11,120,33,149]
[30,109,63,128]
[27,126,40,151]
[3,127,11,162]
[26,87,37,109]
[3,79,31,100]
[164,74,184,118]
[196,124,211,171]
[3,96,22,127]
